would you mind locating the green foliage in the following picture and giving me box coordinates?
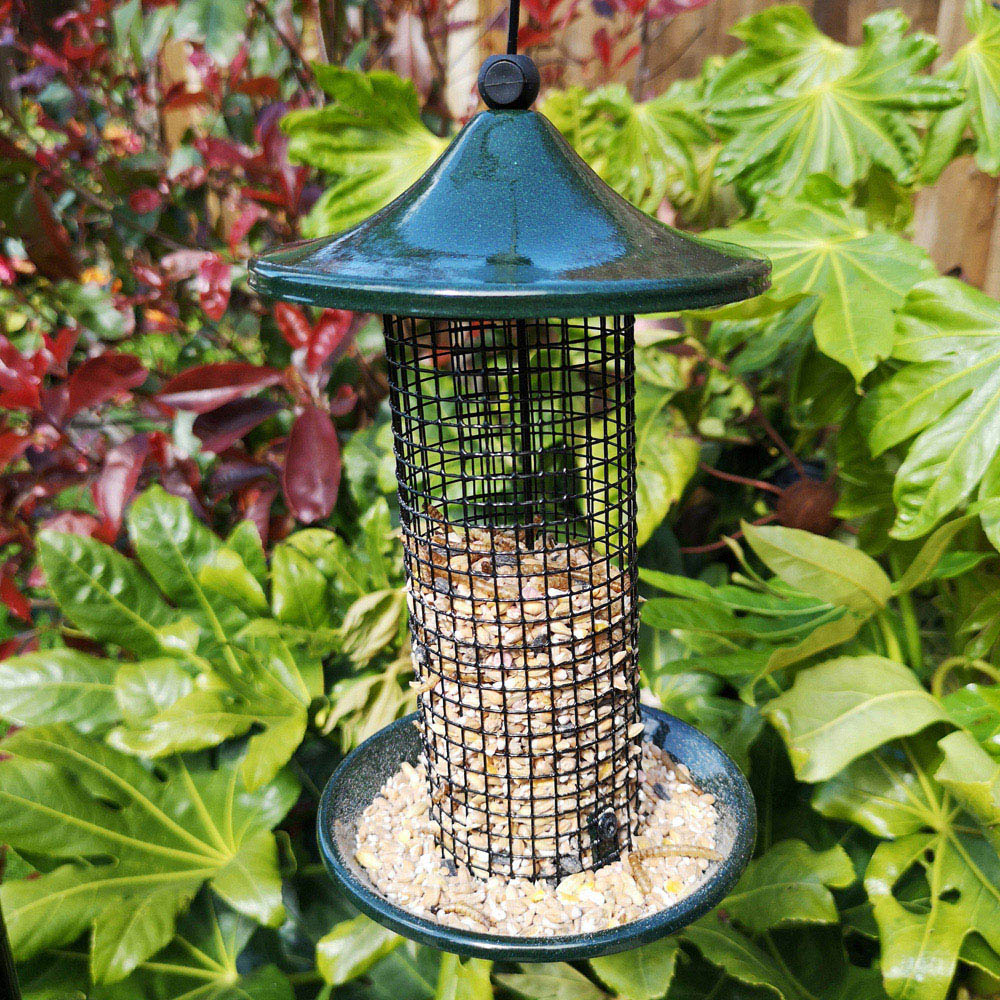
[9,2,1000,1000]
[285,68,449,237]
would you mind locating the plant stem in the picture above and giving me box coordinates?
[891,553,923,675]
[876,611,904,663]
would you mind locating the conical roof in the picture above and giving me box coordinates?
[249,109,769,318]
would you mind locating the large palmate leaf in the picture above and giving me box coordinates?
[864,277,1000,539]
[543,83,710,214]
[710,10,961,198]
[496,963,608,1000]
[0,726,297,983]
[283,68,449,238]
[815,734,1000,1000]
[702,181,935,380]
[923,0,1000,180]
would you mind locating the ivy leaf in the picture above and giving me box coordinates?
[722,839,855,931]
[710,10,962,198]
[589,938,678,1000]
[923,0,1000,181]
[316,915,402,986]
[283,68,449,238]
[0,726,297,983]
[765,656,947,782]
[704,181,935,380]
[496,963,608,1000]
[864,277,1000,540]
[0,649,118,730]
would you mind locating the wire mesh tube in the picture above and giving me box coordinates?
[384,314,640,881]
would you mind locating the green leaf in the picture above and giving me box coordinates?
[543,84,709,214]
[743,524,892,614]
[94,894,293,999]
[339,589,406,666]
[892,510,984,593]
[316,915,402,985]
[817,735,1000,1000]
[723,839,855,931]
[703,182,935,380]
[172,0,246,61]
[199,548,268,616]
[225,519,267,586]
[589,938,678,1000]
[435,955,493,1000]
[271,542,328,628]
[711,9,961,199]
[943,684,1000,755]
[496,963,608,1000]
[765,656,947,781]
[37,531,172,658]
[634,387,700,548]
[864,277,1000,539]
[283,68,449,237]
[0,649,118,730]
[923,0,1000,180]
[127,485,223,606]
[681,915,808,999]
[0,726,297,982]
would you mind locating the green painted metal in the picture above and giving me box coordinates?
[249,109,769,318]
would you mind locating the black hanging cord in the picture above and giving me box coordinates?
[506,0,521,54]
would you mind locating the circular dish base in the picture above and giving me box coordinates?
[316,704,755,962]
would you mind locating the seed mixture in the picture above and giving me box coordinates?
[404,515,640,879]
[352,745,721,936]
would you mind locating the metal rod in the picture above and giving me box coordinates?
[507,0,521,53]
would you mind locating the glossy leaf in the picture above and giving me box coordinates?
[589,938,678,1000]
[0,726,296,982]
[0,648,118,730]
[765,656,947,781]
[704,182,935,380]
[864,278,1000,539]
[316,915,402,986]
[923,0,1000,180]
[723,839,854,931]
[496,963,608,1000]
[743,524,892,614]
[711,9,961,198]
[158,363,283,414]
[284,68,449,237]
[283,404,341,524]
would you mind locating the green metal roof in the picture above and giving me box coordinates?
[248,109,769,318]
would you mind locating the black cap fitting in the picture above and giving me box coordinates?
[478,54,540,110]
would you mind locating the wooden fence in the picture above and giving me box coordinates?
[457,0,999,295]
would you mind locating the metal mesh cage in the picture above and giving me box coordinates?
[384,314,640,882]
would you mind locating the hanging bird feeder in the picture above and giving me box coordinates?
[250,0,767,962]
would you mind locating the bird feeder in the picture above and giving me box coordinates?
[250,2,767,961]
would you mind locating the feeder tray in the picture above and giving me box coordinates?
[250,0,768,958]
[317,704,755,961]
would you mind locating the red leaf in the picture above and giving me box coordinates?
[0,430,30,467]
[593,27,613,67]
[328,384,358,417]
[648,0,714,16]
[158,362,282,413]
[128,187,164,213]
[40,511,101,537]
[161,249,212,281]
[0,573,31,622]
[193,396,283,452]
[227,202,266,253]
[198,136,252,170]
[274,302,312,350]
[282,405,341,523]
[0,336,44,410]
[42,326,79,369]
[92,434,151,535]
[0,257,15,285]
[65,352,147,416]
[195,256,231,321]
[307,309,354,372]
